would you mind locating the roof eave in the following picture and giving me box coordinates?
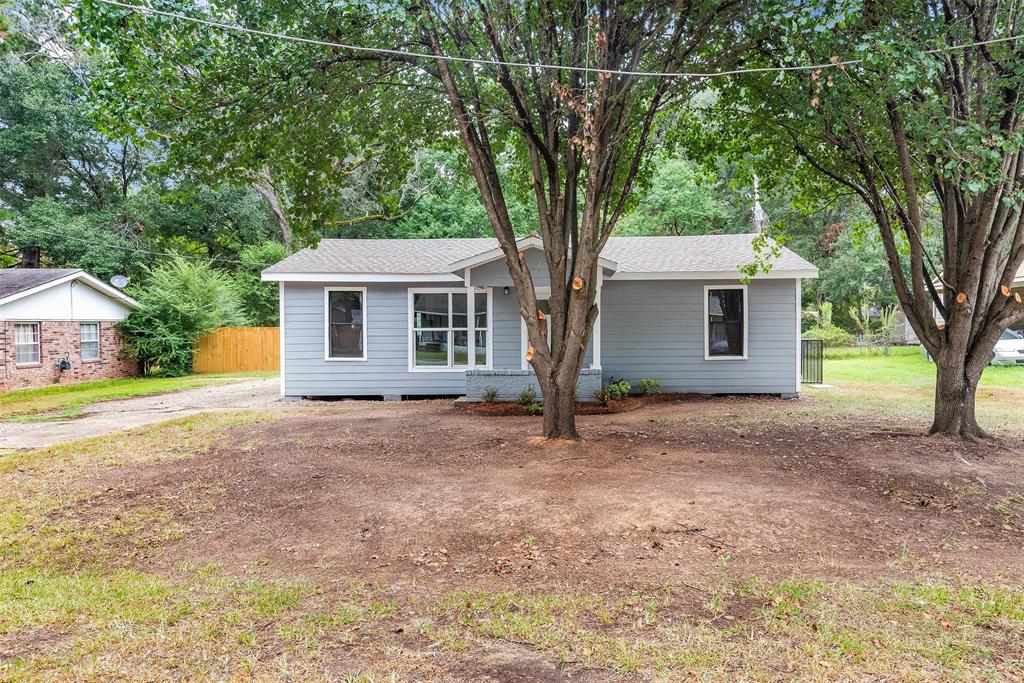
[447,235,619,275]
[262,272,464,283]
[0,270,141,309]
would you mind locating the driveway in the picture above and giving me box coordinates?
[0,378,281,449]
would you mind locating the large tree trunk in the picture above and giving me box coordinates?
[540,379,579,440]
[930,348,985,439]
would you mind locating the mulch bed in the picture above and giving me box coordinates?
[460,392,699,416]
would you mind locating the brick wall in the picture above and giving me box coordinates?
[0,321,138,391]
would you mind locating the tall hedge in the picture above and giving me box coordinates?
[118,257,247,376]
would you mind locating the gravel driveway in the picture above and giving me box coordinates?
[0,378,281,449]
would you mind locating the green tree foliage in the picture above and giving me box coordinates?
[233,241,286,326]
[6,197,146,281]
[703,0,1024,438]
[0,54,145,211]
[617,158,728,236]
[391,149,537,239]
[119,258,247,376]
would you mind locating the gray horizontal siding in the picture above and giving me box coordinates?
[281,277,800,398]
[282,283,467,396]
[600,279,799,394]
[471,249,550,287]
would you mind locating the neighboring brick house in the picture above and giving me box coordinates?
[0,269,140,391]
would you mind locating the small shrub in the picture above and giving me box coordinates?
[482,386,499,403]
[517,387,537,406]
[598,378,631,402]
[609,378,631,400]
[525,402,543,416]
[803,324,855,346]
[638,377,661,395]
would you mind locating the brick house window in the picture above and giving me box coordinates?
[80,322,100,360]
[14,323,40,364]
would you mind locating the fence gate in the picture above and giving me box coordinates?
[800,338,824,384]
[193,326,280,373]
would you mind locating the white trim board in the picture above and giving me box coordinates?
[407,287,493,373]
[263,269,817,284]
[324,286,368,362]
[703,284,749,361]
[264,272,462,283]
[610,269,818,281]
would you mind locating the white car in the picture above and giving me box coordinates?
[993,328,1024,365]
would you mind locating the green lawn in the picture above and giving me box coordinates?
[0,373,277,422]
[805,346,1024,434]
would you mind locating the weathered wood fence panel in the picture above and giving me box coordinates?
[193,326,279,373]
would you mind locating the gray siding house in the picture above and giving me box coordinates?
[262,234,818,401]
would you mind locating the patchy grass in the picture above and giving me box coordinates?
[800,347,1024,434]
[0,411,280,573]
[0,373,277,422]
[427,580,1023,680]
[1,393,1023,679]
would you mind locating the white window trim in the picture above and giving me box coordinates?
[14,322,41,366]
[80,321,101,361]
[704,284,748,361]
[324,286,368,362]
[408,287,492,373]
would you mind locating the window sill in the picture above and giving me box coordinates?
[324,356,368,362]
[14,362,42,368]
[81,358,102,364]
[704,355,748,361]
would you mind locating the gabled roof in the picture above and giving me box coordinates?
[0,269,140,309]
[0,269,79,300]
[262,234,818,282]
[447,236,619,274]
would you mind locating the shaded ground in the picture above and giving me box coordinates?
[0,377,279,448]
[97,398,1024,588]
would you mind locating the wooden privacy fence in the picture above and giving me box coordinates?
[193,326,280,373]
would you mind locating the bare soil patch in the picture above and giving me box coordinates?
[463,392,698,416]
[79,396,1024,590]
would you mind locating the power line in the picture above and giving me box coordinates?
[96,0,1024,79]
[26,226,272,266]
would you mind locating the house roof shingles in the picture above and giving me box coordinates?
[264,234,817,276]
[0,268,80,300]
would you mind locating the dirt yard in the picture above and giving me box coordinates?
[4,395,1024,680]
[110,398,1024,586]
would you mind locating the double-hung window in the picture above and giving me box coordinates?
[80,322,100,361]
[705,285,747,360]
[325,288,366,360]
[411,289,489,369]
[14,323,40,365]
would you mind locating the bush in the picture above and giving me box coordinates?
[638,377,661,395]
[234,242,287,326]
[803,324,855,346]
[118,257,247,376]
[524,402,543,416]
[482,386,499,402]
[517,386,537,406]
[596,378,631,402]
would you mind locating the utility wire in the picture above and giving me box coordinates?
[95,0,1024,79]
[26,227,273,266]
